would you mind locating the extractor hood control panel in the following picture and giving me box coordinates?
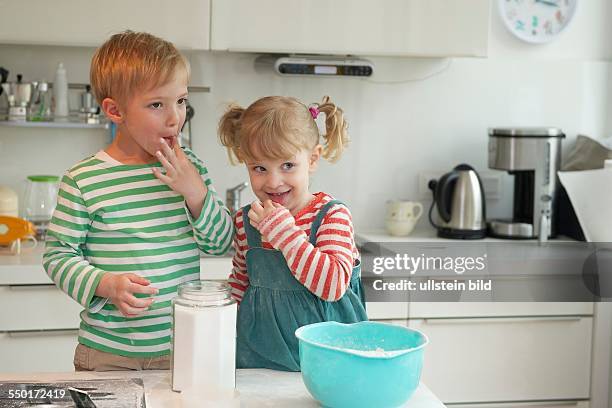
[258,55,374,77]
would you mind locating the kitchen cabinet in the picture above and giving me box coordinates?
[0,0,210,50]
[211,0,490,57]
[359,229,600,406]
[409,316,592,404]
[0,329,78,373]
[1,0,488,57]
[0,284,81,332]
[0,283,81,372]
[0,249,232,373]
[370,306,594,406]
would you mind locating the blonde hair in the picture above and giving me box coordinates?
[90,30,190,105]
[218,96,348,164]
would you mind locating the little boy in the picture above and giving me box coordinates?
[42,31,233,371]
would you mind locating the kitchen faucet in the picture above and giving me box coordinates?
[226,182,249,214]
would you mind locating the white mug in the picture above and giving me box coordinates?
[385,200,423,237]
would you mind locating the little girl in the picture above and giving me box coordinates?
[218,95,367,372]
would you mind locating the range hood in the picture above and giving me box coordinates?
[255,55,374,77]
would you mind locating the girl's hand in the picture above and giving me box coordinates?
[248,200,283,230]
[153,138,207,217]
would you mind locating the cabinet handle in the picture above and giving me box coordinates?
[6,284,56,291]
[449,401,579,408]
[3,329,79,337]
[446,401,578,408]
[423,316,583,324]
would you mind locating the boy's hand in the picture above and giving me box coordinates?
[153,138,208,218]
[248,200,283,231]
[96,273,159,318]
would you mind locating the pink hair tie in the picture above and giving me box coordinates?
[308,106,319,119]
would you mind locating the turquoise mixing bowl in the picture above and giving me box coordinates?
[295,321,428,408]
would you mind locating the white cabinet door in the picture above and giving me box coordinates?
[409,316,592,404]
[0,285,81,331]
[0,0,210,49]
[211,0,489,57]
[0,330,78,372]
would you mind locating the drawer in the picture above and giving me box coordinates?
[366,302,409,320]
[370,319,408,327]
[409,316,592,403]
[408,302,594,319]
[449,401,589,408]
[0,329,78,372]
[0,285,81,331]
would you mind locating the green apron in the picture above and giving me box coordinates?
[236,200,368,371]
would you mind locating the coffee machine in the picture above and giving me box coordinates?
[487,127,565,241]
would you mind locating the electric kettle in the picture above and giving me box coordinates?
[428,164,486,239]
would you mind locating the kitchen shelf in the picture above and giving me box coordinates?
[0,120,108,129]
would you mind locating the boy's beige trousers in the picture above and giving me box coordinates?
[73,343,171,371]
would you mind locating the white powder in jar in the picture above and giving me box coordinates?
[172,302,237,393]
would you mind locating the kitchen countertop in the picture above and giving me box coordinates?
[0,227,575,284]
[0,246,232,285]
[355,226,574,243]
[0,369,446,407]
[0,226,578,277]
[0,241,410,319]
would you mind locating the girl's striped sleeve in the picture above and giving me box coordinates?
[227,210,249,303]
[258,204,355,301]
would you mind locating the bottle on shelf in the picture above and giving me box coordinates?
[29,81,51,122]
[52,62,69,122]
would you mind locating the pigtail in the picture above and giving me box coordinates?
[315,96,349,163]
[218,103,245,164]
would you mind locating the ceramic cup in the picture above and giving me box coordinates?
[385,200,424,237]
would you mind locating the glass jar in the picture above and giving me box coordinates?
[171,280,237,394]
[23,175,59,240]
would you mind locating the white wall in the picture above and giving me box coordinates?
[0,1,610,231]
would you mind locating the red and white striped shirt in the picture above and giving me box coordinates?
[228,192,359,303]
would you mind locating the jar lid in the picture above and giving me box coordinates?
[175,280,235,307]
[27,175,60,182]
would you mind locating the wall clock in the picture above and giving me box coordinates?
[499,0,578,44]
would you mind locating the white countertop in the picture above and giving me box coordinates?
[0,227,576,285]
[0,241,405,319]
[0,228,447,285]
[357,227,522,243]
[0,245,232,285]
[0,369,446,407]
[356,226,577,244]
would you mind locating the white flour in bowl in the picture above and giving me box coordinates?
[341,347,407,357]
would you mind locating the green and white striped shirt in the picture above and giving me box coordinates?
[43,148,233,357]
